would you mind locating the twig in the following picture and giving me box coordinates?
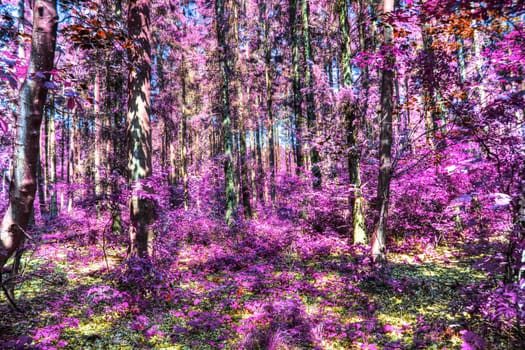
[0,273,22,312]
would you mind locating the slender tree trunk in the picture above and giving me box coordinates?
[357,0,371,119]
[339,0,367,244]
[216,0,237,225]
[127,0,155,258]
[17,0,25,59]
[60,109,65,183]
[472,24,486,106]
[36,149,46,215]
[371,0,394,264]
[156,42,167,176]
[104,0,124,234]
[301,0,321,188]
[68,112,76,213]
[180,56,189,209]
[48,94,57,218]
[255,115,265,204]
[94,68,103,197]
[81,115,91,198]
[43,106,49,207]
[232,2,252,219]
[289,0,303,173]
[60,111,68,211]
[456,34,467,84]
[237,98,252,219]
[0,0,58,269]
[257,0,276,203]
[421,24,438,149]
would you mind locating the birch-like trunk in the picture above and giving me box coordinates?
[0,0,58,268]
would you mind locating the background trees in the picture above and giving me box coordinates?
[0,0,522,272]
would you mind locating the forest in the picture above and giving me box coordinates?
[0,0,524,348]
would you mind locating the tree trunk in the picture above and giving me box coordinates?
[421,24,440,149]
[94,68,103,197]
[255,115,265,205]
[127,0,155,258]
[289,0,303,173]
[238,98,252,219]
[68,112,77,213]
[180,56,189,209]
[371,0,395,264]
[17,0,25,59]
[48,94,57,218]
[216,0,237,225]
[0,0,58,269]
[257,0,276,204]
[104,0,124,234]
[301,0,321,188]
[339,0,367,244]
[233,1,252,220]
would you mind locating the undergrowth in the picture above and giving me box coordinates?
[0,210,521,349]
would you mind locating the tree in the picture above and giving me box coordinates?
[0,0,58,271]
[289,0,304,174]
[338,0,367,245]
[233,0,253,219]
[371,0,394,263]
[258,0,276,203]
[215,0,237,225]
[301,0,321,188]
[127,0,155,258]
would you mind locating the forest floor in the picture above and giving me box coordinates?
[0,212,504,349]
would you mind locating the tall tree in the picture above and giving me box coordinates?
[47,94,58,218]
[289,0,304,173]
[258,0,276,203]
[216,0,237,225]
[371,0,394,263]
[301,0,321,188]
[127,0,155,258]
[180,55,190,209]
[338,0,367,244]
[233,0,253,219]
[0,0,58,268]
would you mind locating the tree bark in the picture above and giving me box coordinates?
[255,114,265,205]
[301,0,321,188]
[48,94,57,218]
[216,0,237,225]
[180,55,189,209]
[94,68,103,197]
[17,0,25,59]
[127,0,155,258]
[289,0,303,173]
[0,0,58,269]
[233,1,252,219]
[339,0,367,244]
[371,0,395,264]
[257,0,276,203]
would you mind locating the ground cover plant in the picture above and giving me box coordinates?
[0,196,521,349]
[1,0,525,349]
